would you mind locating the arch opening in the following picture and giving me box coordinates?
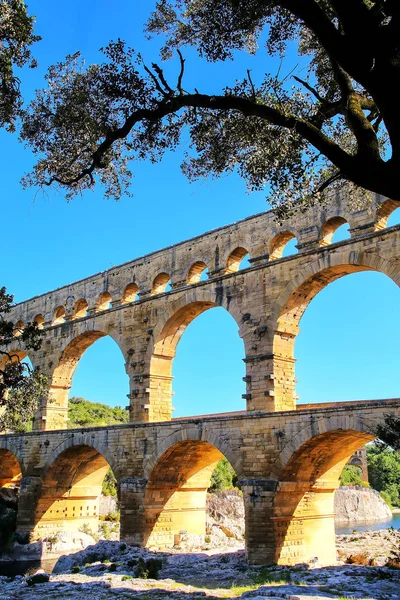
[96,291,112,312]
[73,298,88,319]
[48,331,128,431]
[272,263,393,410]
[319,216,350,246]
[33,444,116,539]
[33,314,44,329]
[375,199,400,230]
[226,247,250,273]
[122,282,139,303]
[294,271,399,406]
[53,306,66,325]
[0,352,36,433]
[147,302,245,422]
[0,448,22,488]
[13,320,24,337]
[152,272,171,295]
[144,440,240,549]
[272,429,374,565]
[187,261,208,284]
[270,232,297,261]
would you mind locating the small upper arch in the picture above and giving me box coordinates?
[33,314,44,329]
[187,261,208,284]
[53,306,66,325]
[152,272,171,295]
[122,282,139,303]
[73,298,88,319]
[269,231,297,261]
[375,198,400,231]
[13,320,25,337]
[225,247,250,274]
[96,291,112,312]
[319,216,350,247]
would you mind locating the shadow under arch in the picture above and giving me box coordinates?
[271,252,399,411]
[143,439,234,548]
[48,329,127,431]
[270,427,375,566]
[33,443,113,539]
[147,299,244,422]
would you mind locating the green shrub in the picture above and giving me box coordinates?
[71,565,81,573]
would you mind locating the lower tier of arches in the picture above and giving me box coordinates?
[0,424,377,566]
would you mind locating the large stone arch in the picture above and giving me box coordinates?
[269,251,399,410]
[33,442,114,538]
[42,434,119,479]
[141,431,242,548]
[143,424,242,480]
[46,326,127,431]
[146,290,246,422]
[270,425,375,566]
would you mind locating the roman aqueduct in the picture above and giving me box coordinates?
[1,190,400,565]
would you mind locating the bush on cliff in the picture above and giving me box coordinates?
[68,397,129,428]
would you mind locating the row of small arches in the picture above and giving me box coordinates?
[13,206,400,333]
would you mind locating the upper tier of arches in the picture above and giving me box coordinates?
[9,197,400,329]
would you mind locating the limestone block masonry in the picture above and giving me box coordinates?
[1,189,400,565]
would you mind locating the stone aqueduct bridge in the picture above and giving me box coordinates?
[1,191,400,565]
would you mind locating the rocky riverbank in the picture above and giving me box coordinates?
[334,487,392,523]
[1,529,400,599]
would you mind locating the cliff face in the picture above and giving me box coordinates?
[334,486,392,523]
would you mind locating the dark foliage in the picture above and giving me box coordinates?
[20,1,400,216]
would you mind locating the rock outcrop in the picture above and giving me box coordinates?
[334,486,392,523]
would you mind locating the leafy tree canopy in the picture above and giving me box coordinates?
[0,286,46,432]
[20,1,400,216]
[367,442,400,507]
[339,464,363,487]
[377,414,400,451]
[0,0,39,131]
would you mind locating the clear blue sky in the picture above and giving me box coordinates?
[3,1,399,415]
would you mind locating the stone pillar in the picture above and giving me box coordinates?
[241,478,278,565]
[119,477,147,546]
[16,476,42,537]
[273,480,338,566]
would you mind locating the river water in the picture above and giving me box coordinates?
[335,512,400,534]
[0,515,399,577]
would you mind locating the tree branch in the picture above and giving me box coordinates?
[45,91,364,190]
